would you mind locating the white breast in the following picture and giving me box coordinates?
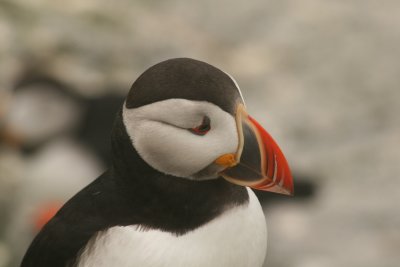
[76,188,267,267]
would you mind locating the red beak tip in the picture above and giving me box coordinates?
[250,172,294,196]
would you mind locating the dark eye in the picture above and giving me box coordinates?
[189,116,211,136]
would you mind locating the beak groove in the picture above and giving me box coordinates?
[218,104,294,196]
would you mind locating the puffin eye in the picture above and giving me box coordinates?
[188,116,211,136]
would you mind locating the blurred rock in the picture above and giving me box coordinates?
[0,0,399,266]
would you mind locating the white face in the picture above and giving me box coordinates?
[123,99,239,179]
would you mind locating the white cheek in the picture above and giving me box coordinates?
[123,99,238,178]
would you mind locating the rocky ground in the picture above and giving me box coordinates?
[1,0,399,266]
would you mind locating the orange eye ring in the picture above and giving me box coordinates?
[188,116,210,136]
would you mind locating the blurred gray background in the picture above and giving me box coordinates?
[0,0,399,267]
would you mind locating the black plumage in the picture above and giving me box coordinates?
[21,58,248,266]
[126,58,242,113]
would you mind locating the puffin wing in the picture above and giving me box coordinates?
[21,172,118,267]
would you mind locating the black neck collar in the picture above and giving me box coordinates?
[108,109,249,234]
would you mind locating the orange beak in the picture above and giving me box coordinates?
[215,104,294,195]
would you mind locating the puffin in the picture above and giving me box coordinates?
[21,58,293,267]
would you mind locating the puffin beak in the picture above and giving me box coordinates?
[214,104,294,195]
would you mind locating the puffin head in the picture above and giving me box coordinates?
[122,58,293,195]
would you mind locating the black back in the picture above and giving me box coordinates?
[21,58,248,267]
